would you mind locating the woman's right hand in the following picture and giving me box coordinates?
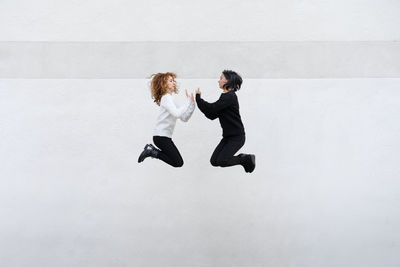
[195,88,201,95]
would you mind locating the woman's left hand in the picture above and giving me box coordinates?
[186,90,195,102]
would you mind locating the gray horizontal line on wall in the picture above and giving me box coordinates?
[1,41,399,78]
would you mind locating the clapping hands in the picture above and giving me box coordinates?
[185,89,195,102]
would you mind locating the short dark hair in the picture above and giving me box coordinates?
[222,70,242,91]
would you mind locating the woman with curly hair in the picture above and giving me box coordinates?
[195,70,256,173]
[138,72,195,167]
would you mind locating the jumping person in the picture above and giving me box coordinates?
[138,72,195,167]
[195,70,255,173]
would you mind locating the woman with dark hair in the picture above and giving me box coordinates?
[138,72,195,167]
[195,70,256,173]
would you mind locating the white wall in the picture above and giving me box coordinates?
[1,0,400,79]
[1,0,400,266]
[1,78,400,267]
[1,0,399,41]
[1,42,399,78]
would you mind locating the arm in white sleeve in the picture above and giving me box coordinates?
[160,94,190,118]
[180,99,195,122]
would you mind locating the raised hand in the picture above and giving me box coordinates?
[195,88,201,95]
[186,89,195,102]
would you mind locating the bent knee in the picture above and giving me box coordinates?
[173,159,184,168]
[211,157,229,167]
[218,160,229,167]
[210,158,220,167]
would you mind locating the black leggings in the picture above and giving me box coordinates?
[153,136,184,168]
[210,135,245,167]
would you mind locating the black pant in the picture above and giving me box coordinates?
[210,135,245,167]
[153,136,184,168]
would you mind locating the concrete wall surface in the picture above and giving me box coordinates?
[1,78,399,267]
[1,0,399,266]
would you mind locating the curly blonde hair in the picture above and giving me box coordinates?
[150,72,178,106]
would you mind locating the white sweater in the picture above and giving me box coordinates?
[153,93,195,138]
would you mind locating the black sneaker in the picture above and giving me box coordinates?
[247,154,256,173]
[238,153,249,172]
[138,144,158,163]
[239,153,256,173]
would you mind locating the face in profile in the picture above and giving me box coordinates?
[218,73,228,89]
[166,76,176,93]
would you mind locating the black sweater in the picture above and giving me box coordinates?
[196,91,245,137]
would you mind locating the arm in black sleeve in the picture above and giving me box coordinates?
[195,93,234,120]
[196,94,218,120]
